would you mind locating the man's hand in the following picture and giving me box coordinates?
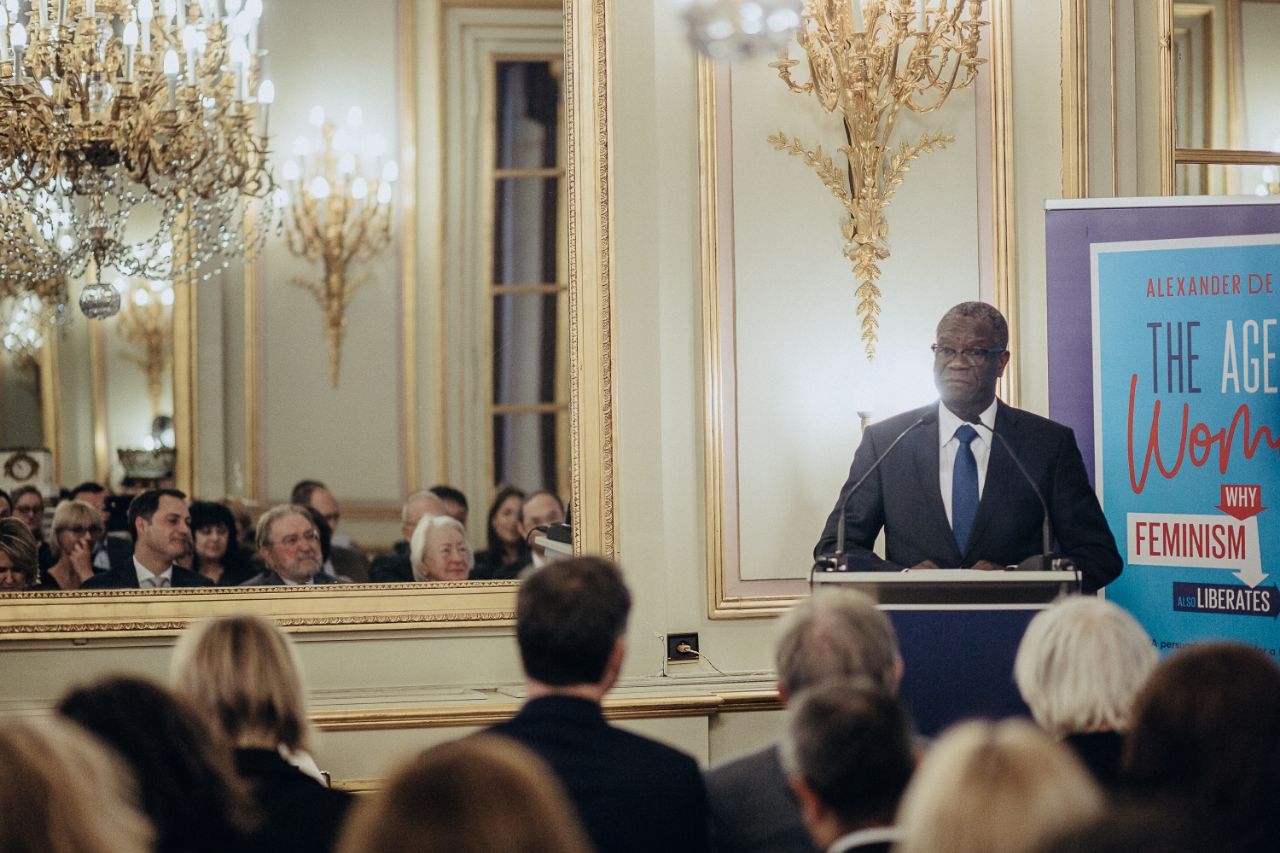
[970,559,1005,572]
[908,560,940,569]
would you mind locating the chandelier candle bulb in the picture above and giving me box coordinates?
[138,0,151,51]
[10,22,23,81]
[57,0,66,28]
[122,21,137,80]
[0,10,8,62]
[37,0,47,29]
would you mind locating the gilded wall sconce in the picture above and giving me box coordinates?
[771,0,985,361]
[116,278,174,418]
[278,106,396,386]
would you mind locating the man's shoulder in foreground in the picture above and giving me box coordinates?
[705,743,819,853]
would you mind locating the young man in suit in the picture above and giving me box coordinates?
[82,489,213,589]
[815,301,1122,591]
[488,556,709,853]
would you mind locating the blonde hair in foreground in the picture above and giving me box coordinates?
[0,717,153,853]
[895,719,1104,853]
[337,735,592,853]
[170,613,311,752]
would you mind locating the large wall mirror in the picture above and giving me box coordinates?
[0,0,617,638]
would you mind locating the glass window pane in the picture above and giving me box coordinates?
[493,293,558,406]
[493,177,559,285]
[494,412,558,493]
[1175,162,1279,197]
[495,61,560,171]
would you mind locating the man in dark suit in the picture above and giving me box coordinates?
[81,489,214,589]
[488,556,709,853]
[815,301,1121,592]
[368,491,444,583]
[782,681,915,853]
[70,481,133,573]
[706,589,902,853]
[241,505,342,586]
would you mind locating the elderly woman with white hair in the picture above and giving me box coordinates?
[1013,594,1157,787]
[410,515,474,581]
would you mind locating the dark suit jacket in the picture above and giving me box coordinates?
[469,551,530,580]
[235,748,352,853]
[80,562,215,589]
[816,401,1122,592]
[240,570,343,586]
[369,541,413,583]
[489,696,710,853]
[705,743,819,853]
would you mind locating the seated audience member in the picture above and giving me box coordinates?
[1036,802,1215,853]
[69,480,133,571]
[11,485,53,570]
[292,479,369,581]
[519,490,566,571]
[1121,642,1280,853]
[0,717,153,853]
[242,505,342,586]
[0,517,39,592]
[428,484,469,525]
[706,589,903,853]
[1013,595,1157,787]
[189,500,255,586]
[82,490,214,589]
[780,681,915,853]
[895,719,1104,853]
[0,487,11,517]
[337,735,591,853]
[172,613,353,853]
[410,515,473,582]
[369,491,444,583]
[488,556,709,853]
[470,486,528,580]
[37,500,103,591]
[222,497,260,556]
[58,677,253,853]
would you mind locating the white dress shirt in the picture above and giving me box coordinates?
[937,398,999,528]
[133,556,173,588]
[828,825,901,852]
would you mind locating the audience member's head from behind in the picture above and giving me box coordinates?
[517,556,631,696]
[780,680,915,850]
[11,485,45,538]
[0,517,39,591]
[775,589,901,703]
[0,716,153,853]
[1122,641,1280,852]
[57,676,251,853]
[428,484,469,525]
[256,504,324,583]
[171,613,312,754]
[337,735,591,853]
[895,719,1104,853]
[485,485,527,560]
[1014,595,1156,738]
[410,515,473,581]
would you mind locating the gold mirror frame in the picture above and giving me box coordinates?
[0,0,617,641]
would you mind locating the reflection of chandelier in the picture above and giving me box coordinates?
[279,106,396,386]
[0,257,68,362]
[116,277,173,416]
[0,0,276,318]
[676,0,803,60]
[770,0,985,361]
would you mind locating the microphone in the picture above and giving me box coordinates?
[973,417,1059,572]
[820,409,937,572]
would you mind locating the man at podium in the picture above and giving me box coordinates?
[814,302,1121,592]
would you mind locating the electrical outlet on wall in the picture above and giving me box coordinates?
[666,632,700,663]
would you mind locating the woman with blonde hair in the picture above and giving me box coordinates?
[895,719,1104,853]
[171,613,352,853]
[0,717,153,853]
[38,499,103,590]
[0,517,39,591]
[338,735,591,853]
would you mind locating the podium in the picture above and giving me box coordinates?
[813,569,1081,736]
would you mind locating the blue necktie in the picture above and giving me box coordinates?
[952,425,979,554]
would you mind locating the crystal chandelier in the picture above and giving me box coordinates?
[279,105,396,386]
[0,252,68,361]
[0,0,276,319]
[676,0,804,61]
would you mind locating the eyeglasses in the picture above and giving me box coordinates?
[931,344,1006,363]
[276,530,321,549]
[58,524,103,536]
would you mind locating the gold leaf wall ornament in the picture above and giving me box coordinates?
[771,0,986,361]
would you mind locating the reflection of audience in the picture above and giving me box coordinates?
[337,735,591,853]
[242,505,342,586]
[410,515,473,582]
[369,491,444,583]
[172,614,354,853]
[69,480,133,571]
[58,676,254,853]
[470,486,528,580]
[1122,642,1280,853]
[0,487,11,518]
[0,716,154,853]
[292,479,370,581]
[895,719,1104,853]
[428,484,469,525]
[0,517,39,592]
[520,490,566,571]
[189,501,256,586]
[1013,595,1157,788]
[82,490,214,589]
[780,681,915,853]
[11,485,53,571]
[39,500,103,591]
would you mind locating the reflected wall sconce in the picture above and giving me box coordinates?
[1,266,68,365]
[116,277,174,418]
[278,106,396,386]
[770,0,985,361]
[677,0,803,60]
